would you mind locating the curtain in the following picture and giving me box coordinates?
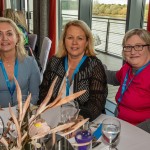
[0,0,4,17]
[48,0,56,58]
[147,0,150,31]
[33,0,49,56]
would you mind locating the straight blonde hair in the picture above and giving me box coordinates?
[56,20,96,58]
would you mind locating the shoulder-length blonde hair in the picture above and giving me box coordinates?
[56,20,96,58]
[0,17,27,61]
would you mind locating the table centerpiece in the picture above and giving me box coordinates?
[0,77,89,150]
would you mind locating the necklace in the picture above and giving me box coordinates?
[3,60,15,68]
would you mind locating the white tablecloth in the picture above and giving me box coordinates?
[93,114,150,150]
[1,107,16,126]
[1,106,61,128]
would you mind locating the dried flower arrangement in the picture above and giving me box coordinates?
[0,77,88,150]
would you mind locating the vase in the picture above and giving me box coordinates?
[23,143,34,150]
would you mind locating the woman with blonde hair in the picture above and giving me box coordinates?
[0,17,41,107]
[39,20,108,121]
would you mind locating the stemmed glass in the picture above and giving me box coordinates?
[60,101,79,124]
[102,118,121,150]
[0,116,4,139]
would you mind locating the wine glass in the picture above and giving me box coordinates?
[0,116,4,139]
[61,101,79,124]
[102,118,121,150]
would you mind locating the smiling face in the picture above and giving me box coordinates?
[65,25,88,59]
[123,35,150,69]
[0,22,18,53]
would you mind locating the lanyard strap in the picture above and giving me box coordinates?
[0,59,18,104]
[118,61,150,103]
[65,55,87,96]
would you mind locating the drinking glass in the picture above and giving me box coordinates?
[75,129,92,150]
[0,116,4,139]
[61,101,79,124]
[102,118,121,150]
[0,117,4,138]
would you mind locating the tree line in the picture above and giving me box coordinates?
[93,4,148,20]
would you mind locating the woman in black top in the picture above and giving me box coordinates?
[38,20,108,121]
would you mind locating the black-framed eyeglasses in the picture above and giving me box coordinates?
[123,44,149,52]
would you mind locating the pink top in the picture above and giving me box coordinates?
[116,63,150,125]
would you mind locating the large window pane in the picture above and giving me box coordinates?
[92,0,128,104]
[143,0,149,29]
[92,0,127,58]
[61,0,78,30]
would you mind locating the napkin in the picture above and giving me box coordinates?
[92,123,102,140]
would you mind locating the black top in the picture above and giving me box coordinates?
[38,56,108,121]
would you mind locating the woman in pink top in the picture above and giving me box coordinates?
[112,29,150,126]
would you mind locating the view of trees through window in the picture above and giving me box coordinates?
[93,4,127,19]
[93,3,149,21]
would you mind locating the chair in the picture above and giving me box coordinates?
[28,34,37,51]
[39,37,52,80]
[105,99,117,116]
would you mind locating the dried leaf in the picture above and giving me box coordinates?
[52,132,56,147]
[21,132,27,142]
[52,90,86,108]
[36,77,58,115]
[60,118,89,136]
[20,94,31,125]
[72,141,91,147]
[14,77,22,122]
[9,104,22,149]
[31,140,41,148]
[50,122,75,133]
[0,137,9,149]
[43,80,66,112]
[31,131,50,140]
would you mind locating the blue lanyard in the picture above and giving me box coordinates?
[65,55,87,96]
[0,59,18,104]
[118,61,150,104]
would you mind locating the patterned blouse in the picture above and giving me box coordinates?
[38,56,108,121]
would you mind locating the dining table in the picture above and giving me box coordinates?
[92,114,150,150]
[41,109,150,150]
[1,107,150,150]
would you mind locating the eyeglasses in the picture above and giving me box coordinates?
[123,44,149,52]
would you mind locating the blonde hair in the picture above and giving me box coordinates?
[56,20,96,58]
[0,17,27,61]
[16,10,28,31]
[3,9,28,31]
